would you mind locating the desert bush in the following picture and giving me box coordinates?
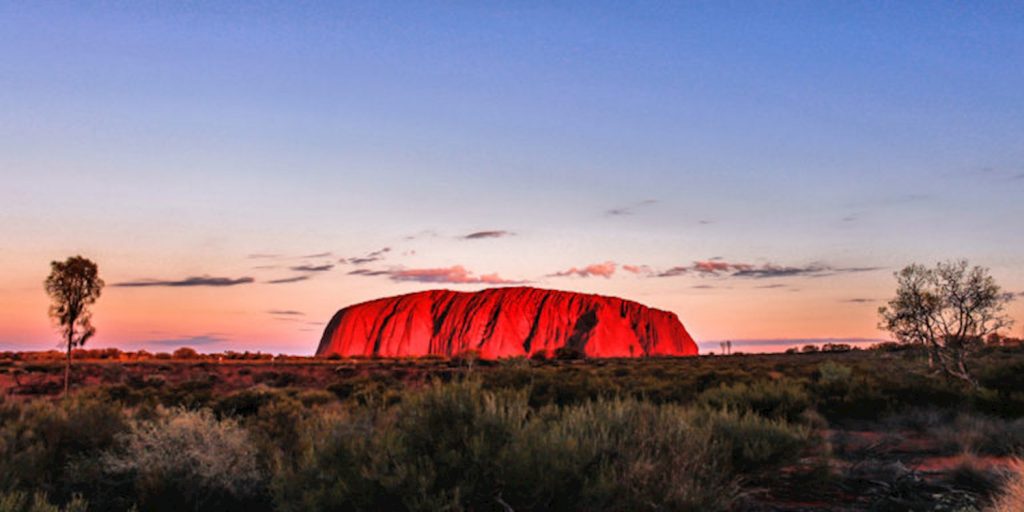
[101,407,266,511]
[817,361,852,385]
[0,491,87,512]
[927,414,1024,456]
[0,394,126,502]
[295,389,335,407]
[553,346,585,360]
[940,455,1005,497]
[365,380,530,510]
[990,459,1024,512]
[214,386,283,418]
[506,398,740,511]
[171,347,198,360]
[698,379,811,422]
[273,408,384,511]
[253,371,300,388]
[690,408,812,475]
[160,376,215,408]
[277,380,751,511]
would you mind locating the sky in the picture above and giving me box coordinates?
[2,2,1023,355]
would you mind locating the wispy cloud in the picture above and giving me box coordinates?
[404,230,439,241]
[266,275,310,284]
[843,298,877,303]
[638,260,883,280]
[341,247,391,265]
[693,260,753,274]
[347,269,391,276]
[248,251,333,261]
[290,264,334,272]
[646,260,751,278]
[114,275,254,287]
[960,166,1024,183]
[846,194,931,209]
[755,283,788,289]
[144,334,228,347]
[655,266,689,278]
[268,310,304,316]
[549,262,617,278]
[733,264,881,279]
[606,199,657,216]
[732,264,830,279]
[691,284,716,289]
[622,264,651,275]
[462,230,513,240]
[386,265,525,284]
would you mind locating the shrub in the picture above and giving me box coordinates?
[101,407,265,511]
[928,414,1024,456]
[698,379,811,422]
[817,361,852,385]
[691,408,812,475]
[505,398,740,511]
[0,394,126,501]
[367,380,530,510]
[0,492,88,512]
[277,381,746,512]
[990,459,1024,512]
[214,386,282,418]
[529,350,549,361]
[553,346,585,361]
[171,347,198,360]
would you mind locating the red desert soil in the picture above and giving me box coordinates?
[317,286,698,358]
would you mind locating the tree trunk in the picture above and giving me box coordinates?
[64,328,72,398]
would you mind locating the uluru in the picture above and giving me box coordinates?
[316,287,698,358]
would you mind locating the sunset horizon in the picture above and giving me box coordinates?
[6,4,1024,511]
[3,2,1022,355]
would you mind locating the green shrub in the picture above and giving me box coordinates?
[213,386,282,418]
[505,398,740,511]
[368,380,530,510]
[276,381,746,512]
[817,361,852,385]
[0,394,126,501]
[698,379,811,422]
[101,407,266,511]
[927,414,1024,456]
[690,408,812,475]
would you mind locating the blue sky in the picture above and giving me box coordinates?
[1,2,1022,353]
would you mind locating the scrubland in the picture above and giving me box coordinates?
[2,344,1024,511]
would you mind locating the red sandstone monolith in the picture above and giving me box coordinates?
[316,287,698,358]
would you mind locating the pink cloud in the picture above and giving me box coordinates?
[388,265,525,284]
[549,261,617,278]
[622,264,652,275]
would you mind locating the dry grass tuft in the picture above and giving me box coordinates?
[988,458,1024,512]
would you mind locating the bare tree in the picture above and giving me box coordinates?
[879,260,1014,386]
[44,255,104,396]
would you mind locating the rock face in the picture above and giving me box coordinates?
[316,287,698,358]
